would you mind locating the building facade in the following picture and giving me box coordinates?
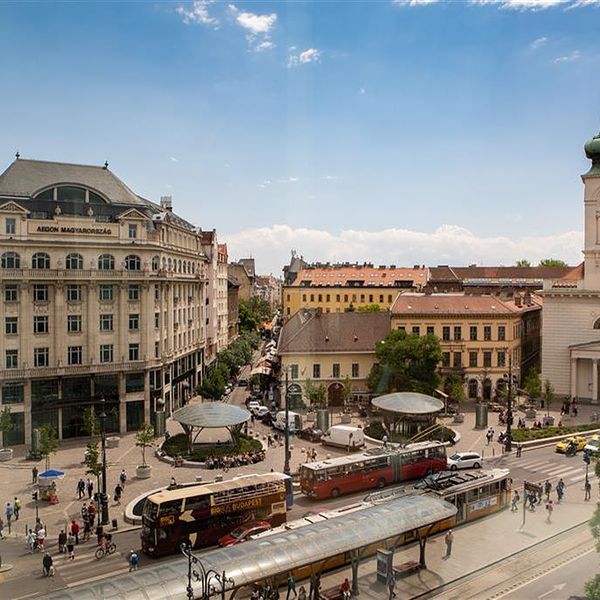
[255,275,282,310]
[0,158,208,445]
[227,277,240,342]
[391,293,542,400]
[228,262,254,303]
[282,264,428,318]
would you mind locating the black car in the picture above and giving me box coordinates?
[298,427,324,443]
[238,379,248,387]
[261,412,276,426]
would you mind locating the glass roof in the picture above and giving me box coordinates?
[172,402,250,428]
[45,494,456,600]
[372,392,444,415]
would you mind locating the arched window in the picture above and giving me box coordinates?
[594,318,600,329]
[125,255,141,271]
[32,252,50,269]
[1,252,20,269]
[65,253,83,270]
[151,256,159,272]
[168,258,173,271]
[178,259,182,273]
[98,254,115,270]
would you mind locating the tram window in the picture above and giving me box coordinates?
[500,479,507,490]
[446,495,456,505]
[467,489,478,502]
[479,486,488,497]
[491,482,500,493]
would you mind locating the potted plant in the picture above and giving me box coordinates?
[0,406,15,461]
[135,422,155,479]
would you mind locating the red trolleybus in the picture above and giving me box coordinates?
[299,442,447,500]
[141,473,293,557]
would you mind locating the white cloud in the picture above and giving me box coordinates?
[554,49,581,63]
[359,87,366,95]
[324,175,342,181]
[530,36,548,49]
[288,47,321,68]
[224,224,582,275]
[392,0,440,5]
[170,157,178,163]
[176,1,218,26]
[228,4,277,51]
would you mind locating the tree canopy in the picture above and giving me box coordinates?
[239,297,274,333]
[515,259,531,267]
[538,258,568,267]
[357,304,382,313]
[523,368,542,399]
[367,329,442,395]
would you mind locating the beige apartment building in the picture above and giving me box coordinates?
[391,293,542,401]
[0,158,209,445]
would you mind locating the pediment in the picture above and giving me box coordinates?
[0,200,29,214]
[569,340,600,351]
[115,208,148,221]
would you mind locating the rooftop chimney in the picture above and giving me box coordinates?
[515,295,522,308]
[160,196,173,212]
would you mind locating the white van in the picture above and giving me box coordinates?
[321,425,365,451]
[273,411,301,433]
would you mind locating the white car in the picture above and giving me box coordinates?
[254,406,270,418]
[584,436,600,455]
[447,452,483,470]
[247,401,260,414]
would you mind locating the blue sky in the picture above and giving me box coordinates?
[1,0,600,274]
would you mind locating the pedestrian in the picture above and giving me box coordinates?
[298,587,307,600]
[528,492,537,511]
[516,443,522,458]
[444,529,454,558]
[546,499,554,523]
[128,549,140,571]
[164,429,171,442]
[0,516,4,540]
[340,578,351,600]
[544,480,552,502]
[511,490,520,512]
[83,518,91,542]
[34,517,43,534]
[114,483,123,506]
[585,479,592,501]
[556,478,565,503]
[286,573,297,600]
[170,476,177,487]
[42,552,54,577]
[486,428,493,445]
[87,501,97,525]
[387,575,397,600]
[70,519,80,544]
[81,502,88,523]
[382,434,388,448]
[58,529,67,554]
[32,466,39,484]
[120,469,127,488]
[37,525,46,550]
[27,528,37,553]
[13,496,21,520]
[76,478,85,499]
[5,502,13,532]
[86,479,94,500]
[66,532,76,560]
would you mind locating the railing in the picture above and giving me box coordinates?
[0,268,206,281]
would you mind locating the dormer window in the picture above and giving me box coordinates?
[128,224,138,239]
[34,186,107,204]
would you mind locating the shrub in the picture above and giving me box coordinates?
[511,423,600,442]
[162,432,262,462]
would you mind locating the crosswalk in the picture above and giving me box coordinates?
[494,454,593,486]
[51,546,131,587]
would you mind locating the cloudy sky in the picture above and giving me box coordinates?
[1,0,600,274]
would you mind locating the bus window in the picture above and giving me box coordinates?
[185,495,210,512]
[143,500,158,521]
[159,499,182,516]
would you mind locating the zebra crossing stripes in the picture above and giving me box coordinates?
[54,550,130,587]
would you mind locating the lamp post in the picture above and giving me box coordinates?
[99,397,110,525]
[181,544,234,600]
[504,353,513,453]
[283,367,291,475]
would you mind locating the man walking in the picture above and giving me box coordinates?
[5,502,13,533]
[511,490,520,512]
[585,479,592,501]
[556,478,565,503]
[13,496,21,520]
[128,550,139,572]
[387,575,397,600]
[486,428,494,445]
[114,483,123,506]
[286,573,297,600]
[546,499,554,523]
[76,478,85,500]
[86,479,94,500]
[444,529,454,558]
[544,480,552,502]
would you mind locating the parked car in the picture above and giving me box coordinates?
[555,435,588,454]
[261,411,276,426]
[253,406,270,418]
[584,435,600,455]
[247,401,260,414]
[238,379,248,387]
[298,427,324,443]
[321,425,365,451]
[447,452,483,470]
[218,521,272,547]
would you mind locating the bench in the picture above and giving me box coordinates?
[320,585,344,600]
[393,561,421,578]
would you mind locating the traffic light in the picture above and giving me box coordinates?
[584,450,591,465]
[31,491,38,502]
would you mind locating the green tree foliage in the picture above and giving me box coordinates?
[515,259,531,267]
[357,304,382,313]
[446,373,465,405]
[342,375,353,404]
[304,379,328,408]
[585,574,600,600]
[39,424,60,471]
[135,423,155,467]
[0,406,15,447]
[239,300,259,332]
[587,460,600,598]
[84,441,102,489]
[538,258,568,267]
[523,368,542,400]
[83,406,100,438]
[196,364,228,400]
[239,297,274,333]
[542,379,554,417]
[367,329,442,395]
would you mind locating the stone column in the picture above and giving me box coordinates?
[593,359,599,405]
[570,358,578,399]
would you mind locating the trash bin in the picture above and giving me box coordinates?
[112,518,118,530]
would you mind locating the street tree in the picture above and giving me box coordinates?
[84,440,102,492]
[304,379,327,409]
[523,369,542,402]
[515,259,531,267]
[446,374,465,411]
[0,406,15,450]
[342,375,353,405]
[585,459,600,598]
[39,424,60,471]
[196,364,228,400]
[357,304,381,312]
[83,406,100,438]
[538,258,568,267]
[542,379,554,418]
[368,329,442,395]
[135,423,155,468]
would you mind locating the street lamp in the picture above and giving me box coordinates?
[283,368,291,475]
[99,397,110,525]
[181,544,234,600]
[504,352,514,453]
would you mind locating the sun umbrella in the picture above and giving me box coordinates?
[38,469,65,479]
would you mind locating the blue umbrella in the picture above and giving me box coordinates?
[38,469,65,479]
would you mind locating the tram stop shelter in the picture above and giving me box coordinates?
[172,402,250,454]
[372,392,444,438]
[45,494,457,600]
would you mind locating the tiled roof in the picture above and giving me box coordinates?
[292,265,428,287]
[278,310,391,353]
[390,293,542,316]
[550,262,584,288]
[448,266,573,281]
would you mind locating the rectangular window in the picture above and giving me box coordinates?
[33,316,48,334]
[313,364,321,379]
[33,284,48,302]
[68,346,82,365]
[369,294,373,303]
[498,326,506,341]
[454,326,462,340]
[5,218,15,234]
[442,352,450,367]
[302,294,307,302]
[426,326,435,336]
[318,294,322,302]
[344,294,348,303]
[379,295,384,303]
[483,351,492,368]
[5,349,17,369]
[2,384,23,404]
[128,313,140,331]
[469,351,478,368]
[397,325,405,331]
[453,352,462,368]
[469,326,478,341]
[310,294,314,302]
[99,314,113,331]
[484,326,492,341]
[126,372,144,393]
[99,344,113,363]
[4,285,17,302]
[360,294,365,303]
[67,315,81,333]
[128,343,140,361]
[128,285,140,301]
[442,326,450,341]
[326,294,330,302]
[351,363,359,378]
[290,364,299,379]
[99,285,113,302]
[332,363,340,378]
[336,294,340,302]
[155,312,160,328]
[154,287,160,301]
[412,326,420,336]
[155,341,160,358]
[34,347,49,367]
[497,351,506,368]
[5,317,17,335]
[66,284,81,302]
[128,223,138,239]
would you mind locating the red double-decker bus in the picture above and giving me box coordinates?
[299,441,447,500]
[141,473,293,557]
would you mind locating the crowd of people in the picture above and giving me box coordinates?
[205,450,266,470]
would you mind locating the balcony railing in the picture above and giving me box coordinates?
[0,268,206,282]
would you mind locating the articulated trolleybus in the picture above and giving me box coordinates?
[141,473,293,557]
[300,441,447,499]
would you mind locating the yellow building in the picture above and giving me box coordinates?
[390,293,542,400]
[282,264,428,318]
[278,310,391,406]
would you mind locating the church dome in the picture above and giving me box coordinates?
[585,132,600,160]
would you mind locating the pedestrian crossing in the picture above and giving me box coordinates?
[495,453,593,486]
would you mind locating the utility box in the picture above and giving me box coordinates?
[377,548,393,583]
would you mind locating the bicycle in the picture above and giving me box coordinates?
[95,538,117,560]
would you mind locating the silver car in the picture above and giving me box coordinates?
[447,452,483,470]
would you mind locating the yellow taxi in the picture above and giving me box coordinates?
[555,435,588,453]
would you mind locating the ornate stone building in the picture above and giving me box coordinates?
[0,158,208,444]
